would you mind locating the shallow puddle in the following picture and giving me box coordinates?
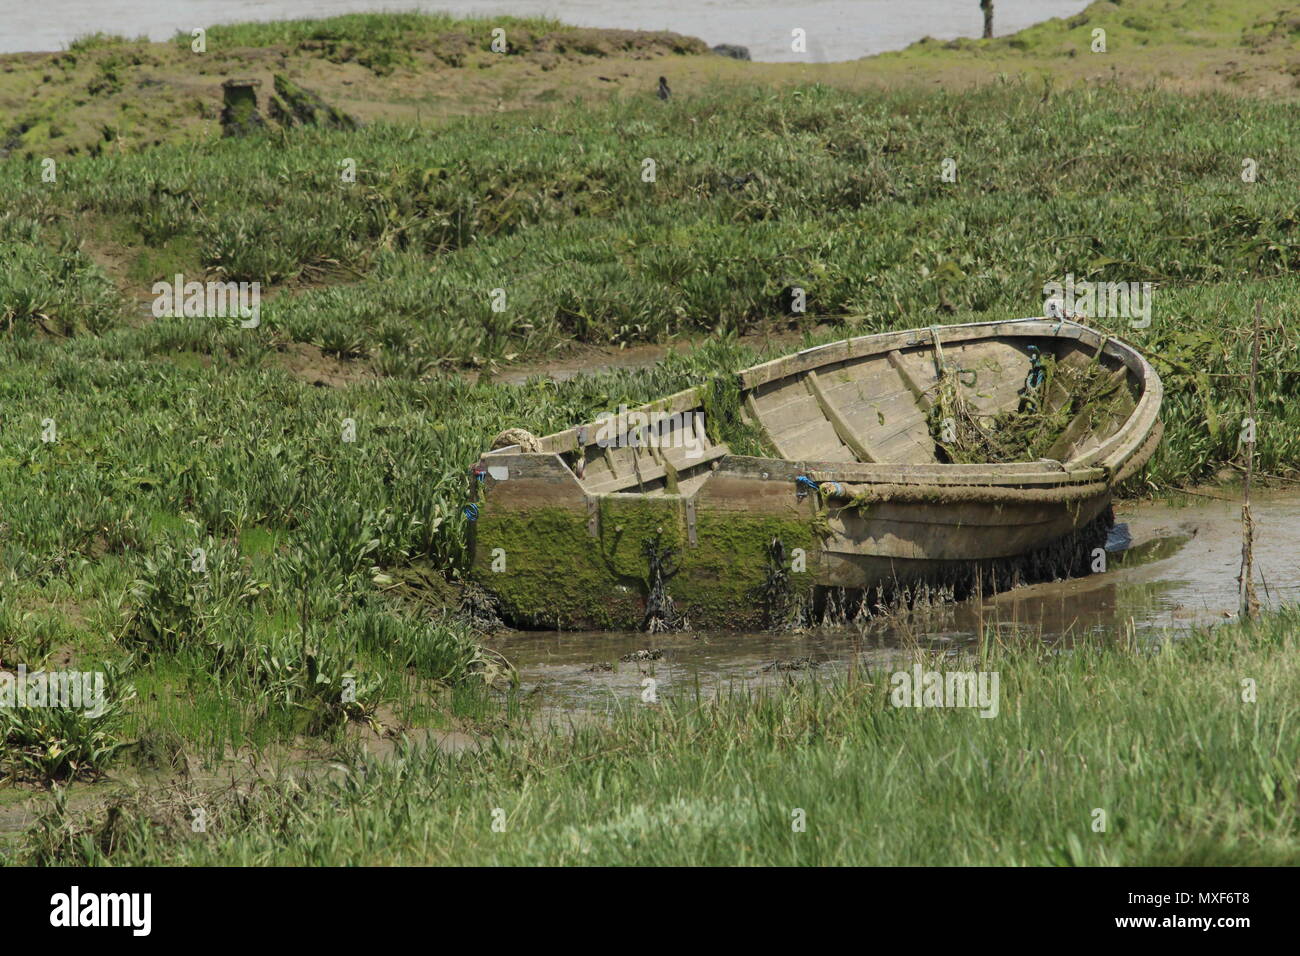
[487,491,1300,710]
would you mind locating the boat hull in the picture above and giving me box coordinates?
[469,449,1124,630]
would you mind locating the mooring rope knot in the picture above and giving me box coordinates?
[463,503,479,521]
[795,475,820,499]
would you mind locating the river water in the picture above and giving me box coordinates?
[6,1,1091,60]
[488,491,1300,710]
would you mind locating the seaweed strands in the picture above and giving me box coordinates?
[458,580,504,631]
[813,506,1116,627]
[968,504,1116,594]
[930,349,1124,465]
[815,578,959,630]
[757,507,1117,631]
[759,537,811,631]
[641,532,688,634]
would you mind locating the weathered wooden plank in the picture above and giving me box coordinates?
[804,370,879,463]
[818,495,1111,562]
[886,349,937,412]
[715,454,1104,486]
[850,355,936,464]
[583,444,729,494]
[944,339,1033,416]
[544,386,705,452]
[775,416,854,462]
[604,444,638,480]
[755,387,822,435]
[580,455,615,487]
[850,387,929,436]
[598,444,623,478]
[877,431,942,465]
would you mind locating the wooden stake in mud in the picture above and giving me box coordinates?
[1238,303,1261,620]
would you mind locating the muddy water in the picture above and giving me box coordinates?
[9,1,1092,61]
[487,491,1300,710]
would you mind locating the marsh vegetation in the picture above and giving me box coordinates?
[0,2,1296,866]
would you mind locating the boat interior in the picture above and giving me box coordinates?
[496,322,1145,497]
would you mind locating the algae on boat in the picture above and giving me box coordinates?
[470,491,820,630]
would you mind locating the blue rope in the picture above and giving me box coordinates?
[463,503,479,521]
[1025,345,1046,390]
[796,475,846,499]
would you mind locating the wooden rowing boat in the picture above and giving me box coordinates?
[469,318,1163,630]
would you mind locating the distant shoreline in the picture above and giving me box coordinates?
[3,1,1094,60]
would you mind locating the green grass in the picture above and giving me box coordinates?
[174,12,574,78]
[882,0,1295,65]
[0,80,1296,792]
[13,611,1299,865]
[4,82,1298,484]
[0,7,1297,865]
[67,34,150,53]
[178,12,566,51]
[0,319,754,779]
[0,9,707,164]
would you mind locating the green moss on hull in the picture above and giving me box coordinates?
[470,507,642,629]
[597,495,685,580]
[673,512,817,628]
[470,498,820,630]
